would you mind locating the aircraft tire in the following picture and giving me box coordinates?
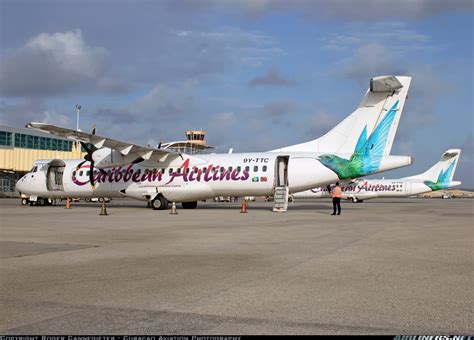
[21,198,29,206]
[182,201,198,209]
[151,196,168,210]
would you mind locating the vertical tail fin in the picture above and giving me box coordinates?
[406,149,462,190]
[272,75,412,155]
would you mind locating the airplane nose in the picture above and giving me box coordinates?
[15,176,25,193]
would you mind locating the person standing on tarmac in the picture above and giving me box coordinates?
[329,182,342,215]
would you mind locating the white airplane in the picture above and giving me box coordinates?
[293,149,462,202]
[16,75,413,210]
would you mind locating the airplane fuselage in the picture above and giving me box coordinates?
[16,151,412,203]
[294,178,461,201]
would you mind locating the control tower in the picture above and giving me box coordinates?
[160,130,214,155]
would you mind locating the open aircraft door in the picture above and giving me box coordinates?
[46,159,66,191]
[273,156,289,212]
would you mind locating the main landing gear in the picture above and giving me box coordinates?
[149,197,198,210]
[151,196,169,210]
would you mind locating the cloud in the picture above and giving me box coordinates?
[322,22,434,52]
[339,43,407,81]
[306,111,339,138]
[249,66,293,87]
[0,30,128,97]
[325,22,437,82]
[456,132,474,188]
[213,0,473,20]
[141,27,282,83]
[0,99,70,127]
[262,100,299,123]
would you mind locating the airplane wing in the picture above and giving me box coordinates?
[26,122,200,163]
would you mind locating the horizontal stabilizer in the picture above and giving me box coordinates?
[370,76,403,92]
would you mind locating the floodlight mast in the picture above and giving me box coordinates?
[76,105,81,131]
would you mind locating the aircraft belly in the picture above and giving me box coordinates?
[159,182,215,202]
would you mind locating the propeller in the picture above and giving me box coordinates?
[76,124,106,189]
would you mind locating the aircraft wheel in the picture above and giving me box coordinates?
[151,196,168,210]
[182,201,198,209]
[21,198,29,206]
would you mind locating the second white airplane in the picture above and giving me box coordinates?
[16,75,413,211]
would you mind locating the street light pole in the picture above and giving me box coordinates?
[76,105,82,131]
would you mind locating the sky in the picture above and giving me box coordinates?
[1,0,473,187]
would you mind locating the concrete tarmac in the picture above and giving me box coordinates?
[0,198,472,334]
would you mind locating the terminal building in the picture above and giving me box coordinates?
[0,125,84,196]
[0,126,213,197]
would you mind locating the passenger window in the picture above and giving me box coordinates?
[169,168,173,174]
[186,168,190,174]
[245,166,250,172]
[211,167,216,173]
[254,166,258,172]
[263,165,267,172]
[86,171,90,176]
[79,171,83,176]
[194,167,198,174]
[237,166,241,172]
[228,166,232,172]
[72,171,76,176]
[144,169,149,175]
[161,168,165,174]
[177,168,181,174]
[220,167,224,173]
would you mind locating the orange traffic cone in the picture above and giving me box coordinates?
[240,200,248,213]
[99,200,109,216]
[65,198,71,209]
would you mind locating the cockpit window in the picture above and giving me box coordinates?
[30,166,38,173]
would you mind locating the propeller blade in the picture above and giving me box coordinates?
[89,162,96,189]
[132,157,145,164]
[76,160,86,170]
[80,141,92,155]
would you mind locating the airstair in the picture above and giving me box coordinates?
[273,186,289,212]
